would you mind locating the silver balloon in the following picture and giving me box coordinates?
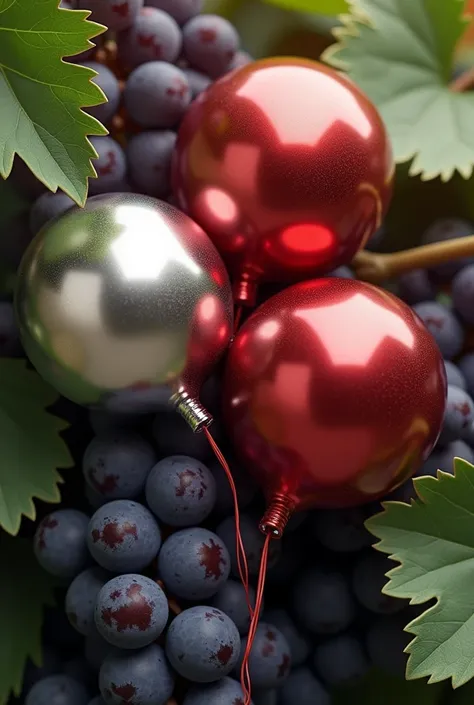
[15,193,234,427]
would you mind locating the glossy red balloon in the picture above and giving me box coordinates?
[223,279,446,514]
[172,57,394,306]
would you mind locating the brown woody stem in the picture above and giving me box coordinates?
[352,235,474,284]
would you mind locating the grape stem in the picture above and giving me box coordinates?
[450,66,474,92]
[352,234,474,283]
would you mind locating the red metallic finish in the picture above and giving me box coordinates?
[172,57,394,306]
[223,278,447,510]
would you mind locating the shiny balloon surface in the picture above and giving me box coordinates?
[15,193,233,413]
[223,278,446,509]
[172,57,394,305]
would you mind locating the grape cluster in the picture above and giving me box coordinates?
[3,1,474,704]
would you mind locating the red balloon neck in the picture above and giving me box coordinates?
[233,274,258,308]
[259,494,295,539]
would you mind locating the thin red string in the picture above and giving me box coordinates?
[241,533,271,704]
[234,305,243,333]
[203,427,252,614]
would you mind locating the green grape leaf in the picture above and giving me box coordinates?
[366,458,474,688]
[323,0,474,181]
[0,533,57,704]
[0,359,72,535]
[262,0,348,14]
[0,0,108,206]
[334,668,446,705]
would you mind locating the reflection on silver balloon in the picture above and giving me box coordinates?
[15,193,233,427]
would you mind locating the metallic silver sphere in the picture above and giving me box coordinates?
[15,193,233,423]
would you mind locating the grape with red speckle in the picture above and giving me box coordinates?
[25,675,88,705]
[95,573,168,648]
[87,500,161,573]
[83,433,156,501]
[145,455,216,526]
[280,668,330,705]
[124,61,191,128]
[216,514,281,577]
[66,567,110,636]
[146,0,202,25]
[263,609,310,667]
[166,605,240,682]
[99,643,174,705]
[77,0,143,31]
[29,191,75,235]
[412,301,464,359]
[0,301,21,357]
[183,68,212,99]
[117,7,182,69]
[292,568,355,635]
[158,527,230,600]
[89,137,127,195]
[183,676,250,705]
[352,553,404,614]
[126,130,176,198]
[82,62,121,125]
[238,622,291,689]
[211,579,257,635]
[314,635,369,686]
[182,14,239,78]
[34,509,90,579]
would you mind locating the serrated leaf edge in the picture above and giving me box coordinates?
[322,0,474,183]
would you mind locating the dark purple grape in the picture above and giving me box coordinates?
[117,7,182,69]
[397,268,436,304]
[85,630,118,671]
[158,527,230,600]
[99,643,174,705]
[34,509,90,579]
[263,609,310,667]
[87,500,161,573]
[292,568,355,635]
[182,14,239,77]
[77,0,143,31]
[152,412,221,460]
[452,264,474,325]
[366,616,410,677]
[459,352,474,398]
[82,62,121,125]
[25,675,88,705]
[83,433,156,501]
[309,507,373,553]
[95,573,168,649]
[166,605,240,682]
[183,68,212,99]
[216,515,281,578]
[444,360,466,390]
[126,130,176,198]
[210,579,256,635]
[146,0,202,24]
[412,301,464,359]
[145,455,216,527]
[441,385,474,443]
[88,409,141,435]
[210,456,257,514]
[124,62,191,128]
[280,668,330,705]
[238,622,291,689]
[66,567,110,635]
[422,218,474,278]
[89,137,127,195]
[229,50,253,70]
[0,301,21,356]
[314,635,369,686]
[352,552,403,614]
[437,439,474,472]
[29,191,75,235]
[183,677,248,705]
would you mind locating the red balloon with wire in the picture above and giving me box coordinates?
[172,57,394,308]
